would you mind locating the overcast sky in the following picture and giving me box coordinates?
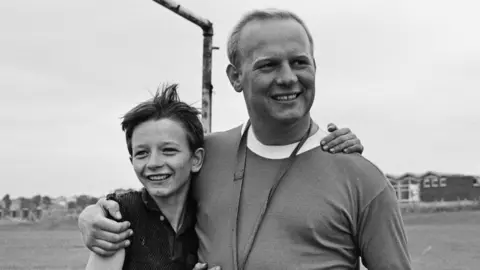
[1,0,479,198]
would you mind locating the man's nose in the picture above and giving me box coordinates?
[275,62,298,86]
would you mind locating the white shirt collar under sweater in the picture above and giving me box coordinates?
[240,120,328,160]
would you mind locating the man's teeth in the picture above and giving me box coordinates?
[273,94,299,101]
[147,174,171,181]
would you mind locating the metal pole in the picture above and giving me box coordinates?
[152,0,215,133]
[201,28,213,134]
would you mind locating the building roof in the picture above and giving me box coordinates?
[386,171,475,182]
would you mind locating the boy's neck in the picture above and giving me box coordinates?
[152,181,190,233]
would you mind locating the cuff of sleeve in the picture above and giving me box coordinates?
[106,193,117,201]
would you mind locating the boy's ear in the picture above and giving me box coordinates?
[191,148,205,173]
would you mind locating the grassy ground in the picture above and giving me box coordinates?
[0,230,87,270]
[1,211,479,270]
[400,211,480,270]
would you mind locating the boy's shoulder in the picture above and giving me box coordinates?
[107,189,143,204]
[106,189,144,221]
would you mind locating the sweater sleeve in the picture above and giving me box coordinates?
[357,183,412,270]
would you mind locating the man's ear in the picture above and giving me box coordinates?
[226,64,243,93]
[129,156,133,164]
[191,148,205,173]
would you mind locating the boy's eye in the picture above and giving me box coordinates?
[134,150,148,158]
[163,148,178,155]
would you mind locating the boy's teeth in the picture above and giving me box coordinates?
[273,94,298,101]
[148,175,170,181]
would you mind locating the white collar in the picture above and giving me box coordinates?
[240,120,328,159]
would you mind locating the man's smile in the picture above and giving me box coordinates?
[271,92,302,102]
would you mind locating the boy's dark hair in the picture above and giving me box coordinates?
[121,83,204,156]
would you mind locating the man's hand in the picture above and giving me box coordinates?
[78,198,132,256]
[193,263,221,270]
[320,123,364,154]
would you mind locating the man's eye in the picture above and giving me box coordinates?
[259,62,275,70]
[292,60,308,67]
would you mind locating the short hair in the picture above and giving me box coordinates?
[121,83,204,156]
[227,8,315,67]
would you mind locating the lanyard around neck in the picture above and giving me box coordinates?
[231,119,313,270]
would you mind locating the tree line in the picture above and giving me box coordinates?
[1,194,99,214]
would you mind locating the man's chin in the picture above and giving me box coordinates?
[270,111,309,125]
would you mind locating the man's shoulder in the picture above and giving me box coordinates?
[331,153,385,178]
[204,125,243,149]
[317,152,390,201]
[307,150,385,178]
[205,125,242,140]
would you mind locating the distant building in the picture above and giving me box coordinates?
[388,172,480,203]
[420,172,480,202]
[52,196,68,208]
[474,176,480,188]
[387,173,421,203]
[43,196,69,216]
[9,198,22,218]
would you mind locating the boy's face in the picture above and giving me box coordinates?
[130,118,203,199]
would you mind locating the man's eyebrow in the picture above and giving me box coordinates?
[294,53,311,59]
[286,53,312,61]
[253,53,311,63]
[253,56,276,63]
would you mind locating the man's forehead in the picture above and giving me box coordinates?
[238,19,312,62]
[249,44,311,61]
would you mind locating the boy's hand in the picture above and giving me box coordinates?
[321,123,364,154]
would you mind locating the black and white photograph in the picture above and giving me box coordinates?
[1,0,479,269]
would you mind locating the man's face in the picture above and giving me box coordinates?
[235,18,316,125]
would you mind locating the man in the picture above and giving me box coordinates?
[79,9,410,270]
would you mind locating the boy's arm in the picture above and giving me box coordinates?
[85,249,125,270]
[357,184,412,270]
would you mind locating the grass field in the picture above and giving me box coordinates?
[1,211,479,270]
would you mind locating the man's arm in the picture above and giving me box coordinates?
[357,184,412,269]
[321,123,364,154]
[78,198,132,256]
[192,263,221,270]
